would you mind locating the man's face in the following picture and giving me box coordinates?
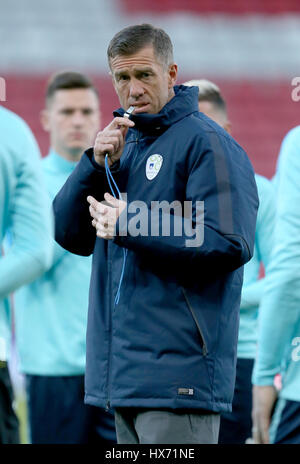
[198,100,231,134]
[41,88,100,160]
[110,45,178,114]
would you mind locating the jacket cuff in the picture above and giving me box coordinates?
[85,147,121,173]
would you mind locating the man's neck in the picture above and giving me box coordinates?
[167,87,176,104]
[51,147,82,163]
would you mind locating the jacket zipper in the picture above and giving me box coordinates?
[105,133,140,410]
[131,130,140,165]
[106,244,113,411]
[105,130,140,410]
[181,287,208,356]
[122,131,140,170]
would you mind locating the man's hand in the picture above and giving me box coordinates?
[252,384,278,444]
[87,193,126,240]
[94,117,135,168]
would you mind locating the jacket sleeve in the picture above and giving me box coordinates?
[0,137,53,299]
[53,148,117,256]
[252,127,300,385]
[114,130,259,275]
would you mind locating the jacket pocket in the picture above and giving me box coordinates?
[181,287,208,356]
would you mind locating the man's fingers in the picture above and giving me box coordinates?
[108,117,135,131]
[102,129,125,138]
[87,196,109,217]
[101,133,122,153]
[87,195,97,208]
[88,194,124,239]
[96,223,114,240]
[104,192,120,208]
[106,117,134,143]
[93,117,134,167]
[102,129,125,144]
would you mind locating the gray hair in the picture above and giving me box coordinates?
[107,24,174,69]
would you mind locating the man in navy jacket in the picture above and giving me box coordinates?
[53,24,258,444]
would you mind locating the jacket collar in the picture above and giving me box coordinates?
[113,85,199,134]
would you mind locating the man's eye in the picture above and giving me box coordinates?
[61,109,73,115]
[118,75,129,81]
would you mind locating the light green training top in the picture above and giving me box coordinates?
[253,126,300,402]
[15,150,93,375]
[0,106,53,361]
[238,173,275,359]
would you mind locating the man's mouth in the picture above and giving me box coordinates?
[131,103,150,113]
[70,132,85,140]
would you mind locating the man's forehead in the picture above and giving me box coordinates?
[49,88,99,108]
[110,46,162,72]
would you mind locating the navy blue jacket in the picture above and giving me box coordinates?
[53,86,258,413]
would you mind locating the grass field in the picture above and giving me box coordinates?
[15,392,29,444]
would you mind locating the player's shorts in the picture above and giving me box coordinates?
[270,397,300,444]
[0,362,20,444]
[26,374,116,444]
[218,357,254,444]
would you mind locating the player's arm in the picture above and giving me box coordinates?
[0,134,53,299]
[240,177,276,308]
[253,127,300,386]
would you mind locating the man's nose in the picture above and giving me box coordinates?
[129,79,144,98]
[72,111,85,126]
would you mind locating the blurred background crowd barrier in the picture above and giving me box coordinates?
[1,0,300,443]
[1,0,300,178]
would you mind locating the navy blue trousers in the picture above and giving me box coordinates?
[218,357,254,444]
[26,374,116,444]
[274,399,300,444]
[0,363,20,444]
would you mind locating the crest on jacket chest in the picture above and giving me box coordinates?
[146,154,163,180]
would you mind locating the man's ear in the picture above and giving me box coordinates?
[40,109,50,132]
[168,63,178,89]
